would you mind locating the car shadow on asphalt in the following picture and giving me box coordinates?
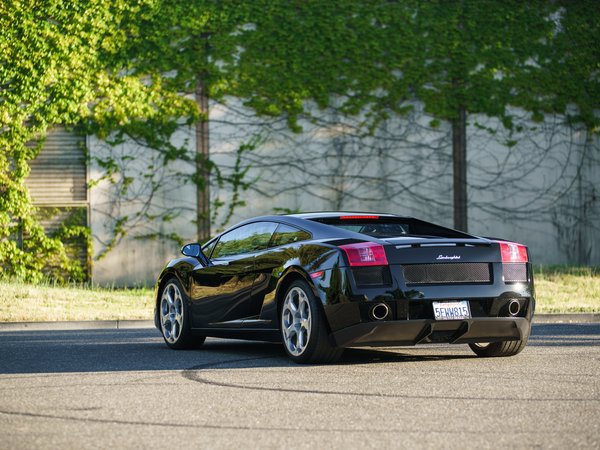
[0,328,474,375]
[198,340,476,367]
[0,323,597,375]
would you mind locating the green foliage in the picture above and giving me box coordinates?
[1,0,598,281]
[532,1,600,133]
[0,0,198,281]
[227,1,598,133]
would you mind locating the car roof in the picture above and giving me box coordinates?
[288,211,407,220]
[208,212,477,244]
[224,212,417,242]
[232,211,410,226]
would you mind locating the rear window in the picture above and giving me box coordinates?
[329,222,409,238]
[310,217,470,239]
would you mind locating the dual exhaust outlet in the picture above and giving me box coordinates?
[368,300,520,321]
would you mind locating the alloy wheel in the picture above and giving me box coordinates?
[160,282,184,344]
[281,286,312,356]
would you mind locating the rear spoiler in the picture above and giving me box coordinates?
[386,238,493,248]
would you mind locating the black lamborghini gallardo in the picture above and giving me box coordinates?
[154,212,534,363]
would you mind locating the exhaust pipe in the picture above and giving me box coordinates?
[370,303,390,321]
[508,299,521,316]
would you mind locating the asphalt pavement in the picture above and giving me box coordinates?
[0,323,598,449]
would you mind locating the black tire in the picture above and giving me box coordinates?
[280,280,343,364]
[469,325,530,357]
[159,278,205,350]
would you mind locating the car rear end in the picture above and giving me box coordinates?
[306,215,534,353]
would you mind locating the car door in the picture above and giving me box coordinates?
[189,221,278,328]
[249,224,313,326]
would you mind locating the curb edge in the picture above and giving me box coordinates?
[0,314,598,332]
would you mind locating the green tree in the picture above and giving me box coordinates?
[2,0,598,280]
[0,0,195,281]
[531,1,600,132]
[220,1,598,231]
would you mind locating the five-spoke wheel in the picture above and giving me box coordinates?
[160,282,184,344]
[280,280,343,364]
[281,286,312,356]
[159,278,205,349]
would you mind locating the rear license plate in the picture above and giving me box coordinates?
[432,301,471,320]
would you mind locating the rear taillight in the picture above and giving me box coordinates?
[498,242,528,263]
[339,242,388,266]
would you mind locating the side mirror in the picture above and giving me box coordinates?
[181,243,201,257]
[181,243,211,266]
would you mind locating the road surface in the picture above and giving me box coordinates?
[0,323,598,449]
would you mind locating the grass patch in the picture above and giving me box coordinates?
[0,279,154,322]
[534,265,600,313]
[0,265,598,322]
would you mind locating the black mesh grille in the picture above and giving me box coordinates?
[503,264,527,282]
[403,263,491,285]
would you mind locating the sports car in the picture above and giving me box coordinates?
[154,212,534,363]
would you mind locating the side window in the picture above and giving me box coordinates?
[212,222,278,258]
[270,224,311,247]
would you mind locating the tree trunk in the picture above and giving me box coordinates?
[195,78,210,242]
[452,105,467,232]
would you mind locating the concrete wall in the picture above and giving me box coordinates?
[209,100,454,229]
[88,98,599,286]
[468,118,600,265]
[89,126,197,286]
[210,99,600,266]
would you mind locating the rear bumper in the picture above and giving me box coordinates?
[331,317,530,348]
